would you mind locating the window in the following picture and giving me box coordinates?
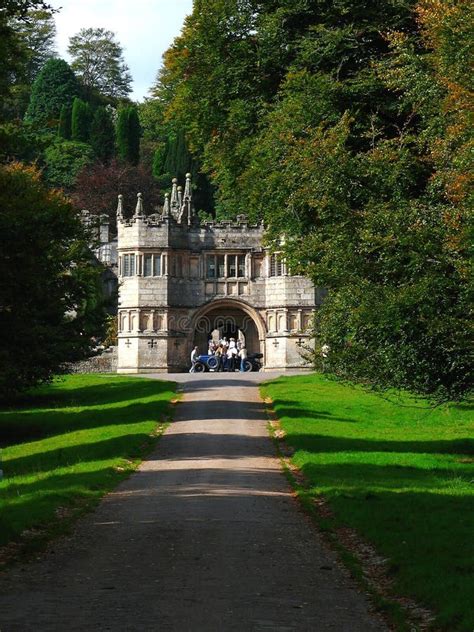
[122,254,136,277]
[144,254,153,277]
[270,254,283,277]
[144,254,161,277]
[176,255,183,278]
[206,255,216,278]
[207,253,246,278]
[217,255,225,278]
[153,255,161,276]
[238,255,246,278]
[228,255,237,277]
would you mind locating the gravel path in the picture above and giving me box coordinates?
[0,373,386,631]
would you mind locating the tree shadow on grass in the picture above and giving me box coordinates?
[303,482,474,632]
[2,378,175,412]
[0,398,173,448]
[3,431,156,477]
[0,466,133,548]
[271,399,360,423]
[298,460,473,493]
[286,433,474,456]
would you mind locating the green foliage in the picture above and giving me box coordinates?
[57,103,71,139]
[151,128,216,214]
[11,9,56,83]
[149,0,472,400]
[43,139,94,189]
[71,96,91,143]
[0,374,175,548]
[24,58,80,130]
[3,9,56,119]
[0,2,56,120]
[89,105,115,163]
[0,119,49,163]
[262,374,474,632]
[116,105,140,165]
[68,27,132,99]
[0,163,107,398]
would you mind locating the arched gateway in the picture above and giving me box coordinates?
[116,175,318,373]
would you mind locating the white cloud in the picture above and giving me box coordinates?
[50,0,193,101]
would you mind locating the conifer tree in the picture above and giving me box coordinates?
[71,97,91,143]
[127,107,140,166]
[116,106,140,165]
[90,106,115,163]
[58,104,71,139]
[25,58,80,129]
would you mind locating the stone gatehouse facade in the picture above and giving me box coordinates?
[116,174,319,373]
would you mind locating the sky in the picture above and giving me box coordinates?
[50,0,193,101]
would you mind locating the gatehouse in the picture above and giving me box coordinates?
[114,174,320,373]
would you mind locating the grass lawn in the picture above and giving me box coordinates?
[0,374,176,554]
[261,374,473,632]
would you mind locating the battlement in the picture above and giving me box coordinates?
[116,174,263,233]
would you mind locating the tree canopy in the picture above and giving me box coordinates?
[0,162,106,398]
[149,0,473,401]
[68,27,132,99]
[24,57,80,130]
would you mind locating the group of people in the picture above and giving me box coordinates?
[190,337,248,373]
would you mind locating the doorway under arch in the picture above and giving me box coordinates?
[191,299,266,362]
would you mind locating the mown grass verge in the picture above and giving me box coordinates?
[261,374,473,632]
[0,374,176,557]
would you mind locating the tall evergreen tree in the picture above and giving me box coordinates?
[24,58,80,130]
[58,103,71,139]
[71,97,91,143]
[127,106,140,166]
[89,106,115,163]
[116,106,140,165]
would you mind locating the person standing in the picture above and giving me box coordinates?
[239,345,248,372]
[215,345,224,371]
[189,346,199,373]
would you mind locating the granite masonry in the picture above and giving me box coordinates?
[106,174,320,373]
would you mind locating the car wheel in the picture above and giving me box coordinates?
[207,356,219,370]
[243,359,253,372]
[194,362,206,373]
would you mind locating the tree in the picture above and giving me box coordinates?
[24,58,80,130]
[152,128,215,215]
[71,159,161,225]
[0,162,107,398]
[0,0,54,120]
[43,139,94,189]
[89,106,115,163]
[4,9,57,118]
[68,27,132,99]
[58,103,71,139]
[148,0,472,400]
[11,9,57,83]
[116,106,140,165]
[71,97,91,142]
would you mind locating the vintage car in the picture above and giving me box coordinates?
[193,352,263,373]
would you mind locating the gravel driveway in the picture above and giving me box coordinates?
[0,372,386,631]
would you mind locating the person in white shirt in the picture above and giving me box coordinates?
[189,346,199,373]
[239,346,248,372]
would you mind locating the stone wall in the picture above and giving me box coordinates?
[67,348,118,374]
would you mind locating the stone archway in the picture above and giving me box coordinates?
[191,299,266,363]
